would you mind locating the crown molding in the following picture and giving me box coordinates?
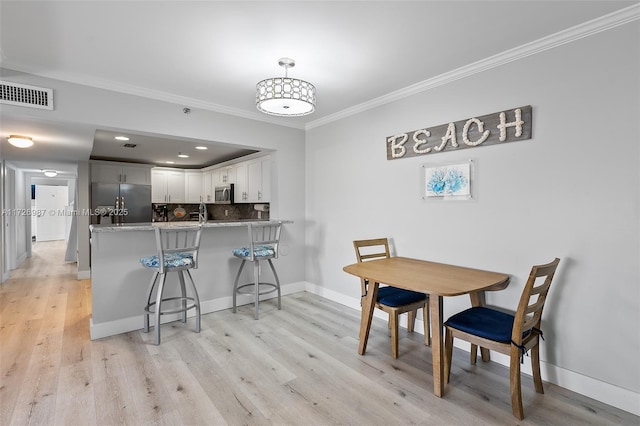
[305,3,640,130]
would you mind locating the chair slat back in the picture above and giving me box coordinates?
[155,226,202,273]
[353,238,391,296]
[247,221,282,260]
[511,258,560,344]
[353,238,390,262]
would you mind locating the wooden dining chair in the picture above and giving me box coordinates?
[443,258,561,420]
[353,238,430,359]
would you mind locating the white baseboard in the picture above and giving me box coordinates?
[304,282,640,416]
[16,252,27,267]
[89,281,307,340]
[77,270,90,280]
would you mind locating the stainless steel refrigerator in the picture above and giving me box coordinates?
[91,183,152,224]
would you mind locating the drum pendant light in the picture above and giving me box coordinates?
[256,58,316,117]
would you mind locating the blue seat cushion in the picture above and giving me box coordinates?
[377,286,427,307]
[140,252,194,269]
[233,245,276,258]
[445,306,515,342]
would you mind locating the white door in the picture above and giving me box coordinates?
[35,185,69,241]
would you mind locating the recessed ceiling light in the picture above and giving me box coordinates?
[178,153,189,158]
[195,146,208,150]
[7,135,34,148]
[114,136,130,141]
[166,161,175,164]
[43,170,58,177]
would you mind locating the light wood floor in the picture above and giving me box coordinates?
[1,241,637,425]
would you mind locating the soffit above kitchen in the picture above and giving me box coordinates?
[90,129,258,169]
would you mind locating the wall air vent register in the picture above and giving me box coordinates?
[0,80,53,110]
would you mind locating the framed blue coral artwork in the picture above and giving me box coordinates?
[422,160,473,200]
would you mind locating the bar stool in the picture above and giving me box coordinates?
[140,225,202,345]
[232,221,282,319]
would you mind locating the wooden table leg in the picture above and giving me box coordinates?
[358,282,379,356]
[430,294,444,397]
[469,291,491,362]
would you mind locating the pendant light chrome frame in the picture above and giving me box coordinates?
[256,58,316,117]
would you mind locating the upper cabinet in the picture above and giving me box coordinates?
[151,169,185,203]
[91,162,151,185]
[202,170,214,203]
[234,156,271,203]
[184,171,203,203]
[202,166,235,202]
[147,155,270,204]
[234,162,248,202]
[249,156,270,203]
[213,166,235,185]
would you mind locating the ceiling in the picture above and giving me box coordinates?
[0,1,635,176]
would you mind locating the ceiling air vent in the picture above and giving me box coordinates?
[1,80,54,110]
[123,143,137,148]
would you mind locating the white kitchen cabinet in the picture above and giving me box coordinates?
[202,170,214,202]
[234,162,248,202]
[91,162,151,185]
[225,166,236,184]
[212,169,223,187]
[152,169,185,203]
[258,157,271,202]
[184,171,203,202]
[234,156,271,203]
[213,166,235,185]
[248,156,270,202]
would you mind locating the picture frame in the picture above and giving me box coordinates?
[421,159,474,201]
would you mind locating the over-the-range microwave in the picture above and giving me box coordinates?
[214,184,234,204]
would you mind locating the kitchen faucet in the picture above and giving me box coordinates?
[198,201,207,224]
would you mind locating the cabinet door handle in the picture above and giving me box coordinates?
[123,174,127,183]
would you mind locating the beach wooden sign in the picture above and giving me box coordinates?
[386,105,532,160]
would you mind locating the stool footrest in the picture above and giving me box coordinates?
[145,296,198,315]
[236,282,279,296]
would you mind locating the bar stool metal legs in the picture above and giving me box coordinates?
[232,222,283,320]
[232,258,281,320]
[143,269,201,345]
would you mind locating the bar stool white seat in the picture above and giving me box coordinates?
[232,221,282,319]
[140,225,202,345]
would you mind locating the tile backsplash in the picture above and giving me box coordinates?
[154,203,269,222]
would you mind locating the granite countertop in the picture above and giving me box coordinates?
[90,219,291,233]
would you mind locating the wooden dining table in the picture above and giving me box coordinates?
[343,256,510,397]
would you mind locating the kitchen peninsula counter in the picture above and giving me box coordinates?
[90,219,290,232]
[89,219,297,340]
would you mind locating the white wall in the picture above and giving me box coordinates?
[305,22,639,414]
[2,163,27,272]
